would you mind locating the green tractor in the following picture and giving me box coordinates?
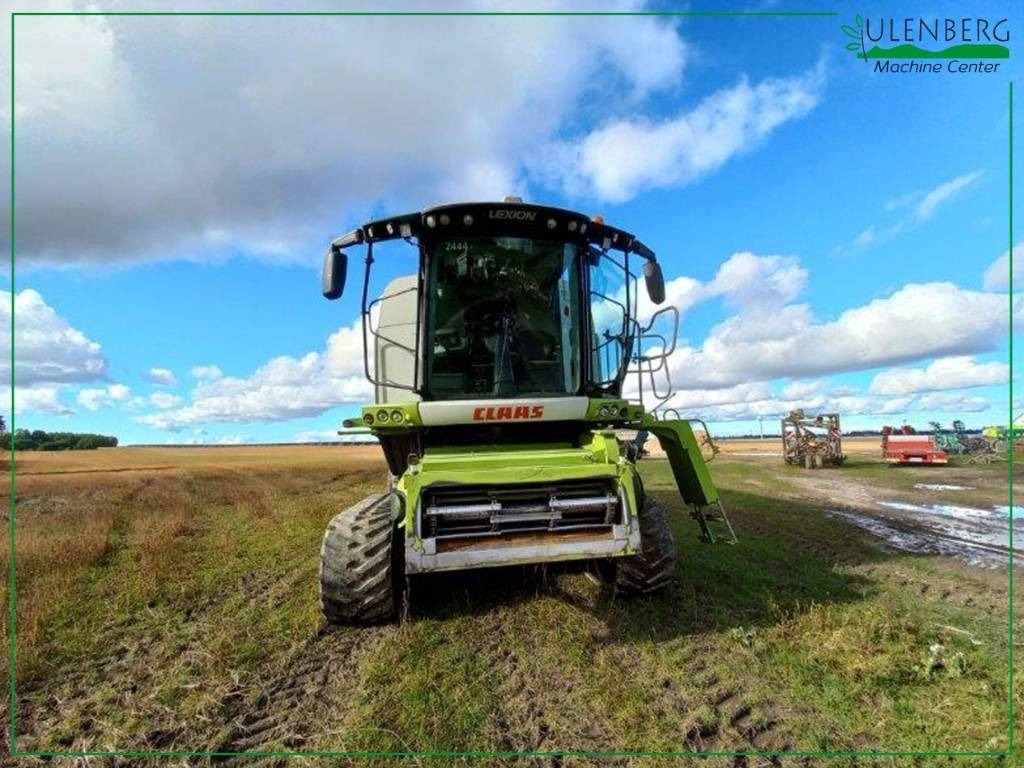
[319,199,731,624]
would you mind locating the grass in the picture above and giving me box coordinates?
[1,446,1019,766]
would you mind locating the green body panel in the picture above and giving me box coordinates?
[641,416,720,507]
[338,398,725,561]
[395,429,641,553]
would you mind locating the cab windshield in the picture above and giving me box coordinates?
[425,237,581,399]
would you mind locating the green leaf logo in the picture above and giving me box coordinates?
[840,14,867,61]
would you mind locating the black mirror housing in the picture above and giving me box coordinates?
[643,260,666,305]
[322,246,348,300]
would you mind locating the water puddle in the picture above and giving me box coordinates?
[828,500,1023,569]
[913,483,975,491]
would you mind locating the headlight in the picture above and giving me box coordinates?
[391,410,404,423]
[363,413,374,425]
[377,409,389,423]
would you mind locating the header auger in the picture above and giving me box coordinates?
[319,199,731,624]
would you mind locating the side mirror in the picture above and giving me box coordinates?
[643,260,666,304]
[322,246,348,300]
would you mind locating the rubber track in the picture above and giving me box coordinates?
[319,493,396,624]
[615,497,677,595]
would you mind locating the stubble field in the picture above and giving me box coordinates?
[2,441,1020,767]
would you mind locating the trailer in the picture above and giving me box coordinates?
[881,429,949,465]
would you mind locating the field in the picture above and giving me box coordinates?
[2,441,1021,767]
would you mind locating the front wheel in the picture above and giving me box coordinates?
[615,497,677,595]
[320,494,403,625]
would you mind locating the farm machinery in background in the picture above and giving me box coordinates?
[318,199,734,624]
[929,420,1003,462]
[781,410,846,469]
[881,425,948,466]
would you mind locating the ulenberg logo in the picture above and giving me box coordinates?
[842,14,1009,74]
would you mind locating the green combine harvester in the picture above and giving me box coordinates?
[320,198,732,624]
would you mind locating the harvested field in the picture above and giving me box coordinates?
[2,445,1020,766]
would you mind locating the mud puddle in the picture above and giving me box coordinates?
[828,501,1023,569]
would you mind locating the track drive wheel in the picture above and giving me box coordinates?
[320,493,402,625]
[615,497,677,595]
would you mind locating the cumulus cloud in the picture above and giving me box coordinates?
[137,319,372,430]
[634,251,805,329]
[149,391,183,409]
[659,382,993,424]
[147,367,177,387]
[0,288,108,387]
[704,252,807,310]
[868,356,1009,396]
[982,240,1022,292]
[4,0,705,265]
[191,364,224,380]
[535,60,825,202]
[1,385,75,416]
[77,383,131,412]
[658,281,1018,392]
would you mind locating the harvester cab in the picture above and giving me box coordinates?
[319,199,730,624]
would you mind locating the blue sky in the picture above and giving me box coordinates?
[2,0,1020,443]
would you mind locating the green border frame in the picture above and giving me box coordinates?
[6,7,1015,765]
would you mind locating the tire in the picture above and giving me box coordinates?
[320,493,402,625]
[615,497,677,595]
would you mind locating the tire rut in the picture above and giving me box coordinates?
[210,627,385,760]
[671,656,788,754]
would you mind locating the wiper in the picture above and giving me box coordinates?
[493,307,518,397]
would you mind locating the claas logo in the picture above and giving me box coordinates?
[472,405,545,421]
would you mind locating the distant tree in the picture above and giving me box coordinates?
[9,429,119,451]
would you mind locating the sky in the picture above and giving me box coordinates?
[1,0,1020,444]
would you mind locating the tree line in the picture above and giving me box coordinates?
[0,417,118,451]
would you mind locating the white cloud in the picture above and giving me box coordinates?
[538,61,825,202]
[214,434,252,445]
[869,356,1009,396]
[982,240,1023,292]
[0,385,74,416]
[852,226,876,249]
[294,430,378,448]
[913,170,983,222]
[657,383,992,424]
[840,170,984,254]
[657,278,1018,392]
[915,392,990,412]
[780,379,822,400]
[77,384,132,412]
[147,367,178,387]
[190,364,224,380]
[149,391,183,409]
[0,288,107,387]
[4,1,701,265]
[138,320,372,430]
[705,251,807,310]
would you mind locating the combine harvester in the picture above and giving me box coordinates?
[318,199,734,624]
[881,425,948,466]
